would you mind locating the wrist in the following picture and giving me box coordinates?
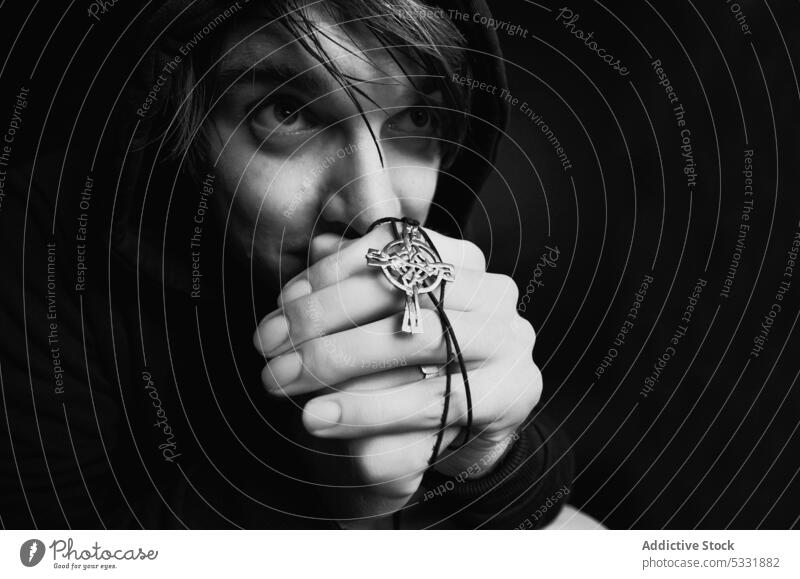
[471,432,517,477]
[433,428,520,480]
[422,421,537,501]
[416,413,575,529]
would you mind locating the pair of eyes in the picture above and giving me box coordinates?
[251,96,442,139]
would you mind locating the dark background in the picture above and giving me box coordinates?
[474,0,800,529]
[1,0,798,528]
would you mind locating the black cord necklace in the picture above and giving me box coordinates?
[365,217,474,463]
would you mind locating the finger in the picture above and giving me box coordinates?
[260,307,527,396]
[276,234,347,305]
[256,269,519,359]
[309,232,349,264]
[275,234,352,305]
[277,225,486,304]
[299,358,485,397]
[263,364,433,399]
[302,366,498,438]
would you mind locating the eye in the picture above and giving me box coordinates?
[251,96,317,134]
[384,106,441,137]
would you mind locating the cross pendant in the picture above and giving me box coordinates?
[402,288,423,333]
[365,220,455,334]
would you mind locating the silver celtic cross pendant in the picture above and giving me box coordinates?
[366,221,455,333]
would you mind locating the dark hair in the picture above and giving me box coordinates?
[162,0,473,180]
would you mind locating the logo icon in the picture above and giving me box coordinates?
[19,539,45,567]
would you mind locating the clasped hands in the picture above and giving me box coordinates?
[253,226,541,515]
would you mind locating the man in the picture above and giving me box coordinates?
[0,0,575,528]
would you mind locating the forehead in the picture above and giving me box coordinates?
[215,3,434,99]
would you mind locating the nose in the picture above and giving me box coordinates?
[318,130,402,236]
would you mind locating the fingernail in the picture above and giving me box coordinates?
[255,315,290,356]
[304,399,341,432]
[263,351,303,391]
[279,278,312,306]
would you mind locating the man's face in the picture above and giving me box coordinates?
[207,6,445,286]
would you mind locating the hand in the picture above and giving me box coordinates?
[252,225,541,518]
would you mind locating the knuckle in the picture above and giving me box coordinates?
[462,240,487,271]
[293,294,325,340]
[512,316,536,349]
[310,255,341,289]
[282,301,307,342]
[309,235,332,263]
[507,314,536,353]
[522,366,543,409]
[278,276,313,306]
[299,338,331,381]
[500,274,521,308]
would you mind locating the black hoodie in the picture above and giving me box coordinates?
[0,0,572,529]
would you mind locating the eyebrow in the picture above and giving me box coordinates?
[214,57,441,102]
[214,59,333,96]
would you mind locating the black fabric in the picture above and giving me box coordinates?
[419,412,574,529]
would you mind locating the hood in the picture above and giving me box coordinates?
[105,0,509,293]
